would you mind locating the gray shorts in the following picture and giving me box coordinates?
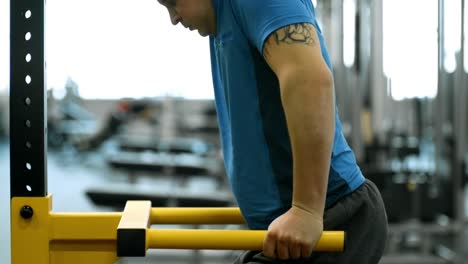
[233,179,388,264]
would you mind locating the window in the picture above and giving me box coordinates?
[343,0,356,67]
[444,0,462,73]
[0,0,8,93]
[383,0,438,100]
[465,1,468,73]
[2,0,214,99]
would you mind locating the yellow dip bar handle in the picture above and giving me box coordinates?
[147,230,345,252]
[150,207,245,224]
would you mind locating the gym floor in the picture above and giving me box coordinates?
[1,139,468,264]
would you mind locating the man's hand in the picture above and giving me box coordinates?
[263,206,323,260]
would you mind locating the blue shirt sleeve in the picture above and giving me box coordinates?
[230,0,316,53]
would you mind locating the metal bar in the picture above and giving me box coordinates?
[48,207,287,240]
[147,230,345,251]
[10,0,47,198]
[11,196,52,264]
[370,0,386,138]
[434,0,446,194]
[13,197,120,264]
[452,3,466,263]
[117,201,152,256]
[452,0,465,224]
[119,201,152,229]
[150,207,245,225]
[49,213,121,240]
[460,0,466,161]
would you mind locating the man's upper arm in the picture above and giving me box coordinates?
[262,23,333,86]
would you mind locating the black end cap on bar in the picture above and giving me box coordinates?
[117,228,146,257]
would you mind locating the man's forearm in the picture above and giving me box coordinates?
[280,69,335,215]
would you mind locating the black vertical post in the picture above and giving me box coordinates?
[10,0,47,198]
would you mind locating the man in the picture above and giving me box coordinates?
[157,0,388,263]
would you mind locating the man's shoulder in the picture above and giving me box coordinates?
[228,0,266,13]
[230,0,309,9]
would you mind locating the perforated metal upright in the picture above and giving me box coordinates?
[10,0,47,199]
[10,1,53,263]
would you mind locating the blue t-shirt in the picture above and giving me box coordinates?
[209,0,365,230]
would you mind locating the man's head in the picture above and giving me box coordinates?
[158,0,216,37]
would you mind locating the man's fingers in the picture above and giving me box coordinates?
[265,232,314,260]
[289,240,302,259]
[263,233,276,259]
[301,244,313,258]
[276,239,289,260]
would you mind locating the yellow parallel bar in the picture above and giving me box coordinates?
[118,201,151,229]
[49,213,122,264]
[49,213,121,240]
[11,196,52,264]
[150,207,245,224]
[12,196,120,264]
[147,230,345,252]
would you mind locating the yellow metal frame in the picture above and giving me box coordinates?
[11,195,345,264]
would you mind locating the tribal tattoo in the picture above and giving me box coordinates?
[263,23,317,58]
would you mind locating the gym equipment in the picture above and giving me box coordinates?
[118,203,344,254]
[107,152,214,176]
[73,100,158,152]
[105,150,225,189]
[9,1,346,263]
[86,186,233,209]
[11,197,345,263]
[118,136,212,156]
[47,82,97,149]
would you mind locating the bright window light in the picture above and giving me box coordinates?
[0,0,9,93]
[343,0,356,67]
[465,1,468,73]
[383,0,438,100]
[2,0,214,100]
[444,0,462,73]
